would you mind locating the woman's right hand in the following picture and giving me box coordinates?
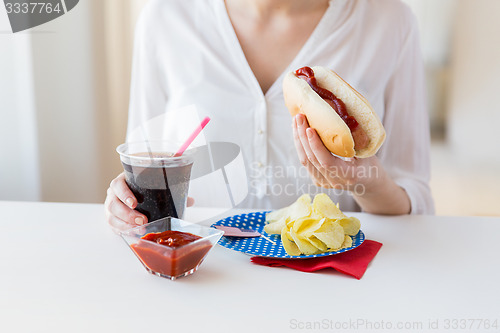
[104,172,147,233]
[104,173,195,234]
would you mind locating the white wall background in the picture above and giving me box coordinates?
[30,1,107,202]
[447,0,500,163]
[404,0,500,215]
[0,1,117,203]
[0,10,40,201]
[402,0,456,66]
[402,0,456,136]
[404,0,500,164]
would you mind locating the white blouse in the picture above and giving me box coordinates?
[127,0,435,214]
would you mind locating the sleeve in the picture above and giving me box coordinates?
[126,4,168,142]
[377,11,435,215]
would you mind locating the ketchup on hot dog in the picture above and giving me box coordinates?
[295,67,369,150]
[296,67,359,131]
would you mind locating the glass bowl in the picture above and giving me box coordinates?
[120,217,223,280]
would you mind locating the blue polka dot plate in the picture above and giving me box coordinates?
[211,211,365,259]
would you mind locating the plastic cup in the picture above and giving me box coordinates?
[116,141,195,222]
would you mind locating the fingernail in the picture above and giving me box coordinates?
[135,217,145,226]
[306,128,313,139]
[296,115,304,126]
[126,197,134,208]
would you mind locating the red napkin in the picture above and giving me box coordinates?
[250,240,382,279]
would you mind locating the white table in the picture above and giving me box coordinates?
[1,201,499,333]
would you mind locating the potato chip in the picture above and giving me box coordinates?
[292,216,319,234]
[281,226,301,256]
[341,234,353,249]
[289,228,320,255]
[312,193,346,219]
[337,217,361,236]
[263,216,287,235]
[307,235,328,252]
[312,220,345,250]
[295,217,327,238]
[287,194,312,221]
[265,206,288,223]
[309,211,325,222]
[265,194,311,231]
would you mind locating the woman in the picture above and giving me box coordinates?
[105,0,434,232]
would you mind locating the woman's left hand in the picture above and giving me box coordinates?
[292,113,410,214]
[292,113,381,193]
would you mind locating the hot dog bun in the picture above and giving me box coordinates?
[283,66,385,158]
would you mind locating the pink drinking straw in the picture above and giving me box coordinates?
[173,116,211,157]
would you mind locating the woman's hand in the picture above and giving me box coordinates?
[104,173,148,233]
[292,113,410,215]
[104,172,195,233]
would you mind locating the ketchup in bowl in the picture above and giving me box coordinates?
[131,231,212,278]
[121,218,223,280]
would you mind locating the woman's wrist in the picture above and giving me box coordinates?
[352,164,411,215]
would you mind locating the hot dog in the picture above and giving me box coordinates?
[283,66,385,158]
